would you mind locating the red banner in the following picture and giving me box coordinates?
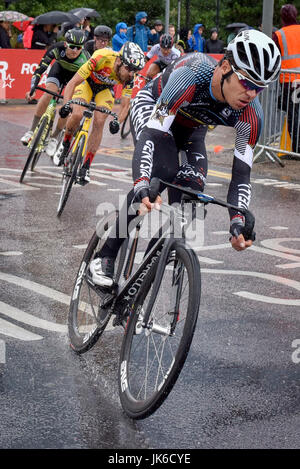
[0,49,223,101]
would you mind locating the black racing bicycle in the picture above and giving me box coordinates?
[56,99,119,217]
[68,178,255,419]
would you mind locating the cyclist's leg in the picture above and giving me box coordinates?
[80,87,112,177]
[91,126,180,285]
[167,123,208,204]
[54,81,91,166]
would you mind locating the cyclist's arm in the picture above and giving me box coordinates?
[29,46,58,92]
[228,100,263,250]
[62,72,85,105]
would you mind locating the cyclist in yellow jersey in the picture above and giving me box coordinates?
[55,42,145,185]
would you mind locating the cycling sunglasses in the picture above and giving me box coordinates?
[121,61,136,72]
[67,43,83,50]
[231,65,266,93]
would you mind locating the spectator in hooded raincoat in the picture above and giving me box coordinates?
[188,23,205,52]
[112,22,128,51]
[127,11,156,52]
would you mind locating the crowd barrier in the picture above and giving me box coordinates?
[254,68,300,166]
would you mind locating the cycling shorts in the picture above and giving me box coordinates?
[46,61,74,89]
[72,80,114,109]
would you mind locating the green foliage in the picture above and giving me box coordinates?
[1,0,298,40]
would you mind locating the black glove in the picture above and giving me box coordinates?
[59,104,72,118]
[230,212,256,242]
[109,120,120,134]
[29,74,40,96]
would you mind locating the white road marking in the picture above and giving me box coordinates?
[260,238,300,255]
[0,317,43,341]
[0,339,5,364]
[0,301,67,333]
[0,251,22,256]
[202,268,300,306]
[270,226,289,230]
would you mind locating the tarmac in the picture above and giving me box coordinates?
[1,98,300,184]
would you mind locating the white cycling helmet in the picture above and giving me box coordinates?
[120,42,145,71]
[227,29,281,85]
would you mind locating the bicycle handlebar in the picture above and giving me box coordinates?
[66,99,119,122]
[34,85,64,100]
[152,178,255,240]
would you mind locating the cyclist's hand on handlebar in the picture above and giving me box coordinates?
[59,103,72,118]
[230,233,253,251]
[25,90,36,102]
[138,195,162,216]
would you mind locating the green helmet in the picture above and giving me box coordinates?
[65,28,86,46]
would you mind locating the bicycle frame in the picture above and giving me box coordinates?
[92,177,256,330]
[67,108,93,162]
[28,85,63,153]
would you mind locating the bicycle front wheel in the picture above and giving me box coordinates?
[19,116,48,183]
[57,135,84,217]
[120,111,131,139]
[119,241,201,419]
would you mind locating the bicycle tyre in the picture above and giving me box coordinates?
[120,111,131,139]
[68,211,123,354]
[19,116,48,183]
[118,241,201,419]
[31,119,52,171]
[56,135,84,218]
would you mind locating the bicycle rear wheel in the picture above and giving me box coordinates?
[118,241,201,419]
[19,116,48,183]
[120,111,131,139]
[68,211,124,354]
[56,135,84,217]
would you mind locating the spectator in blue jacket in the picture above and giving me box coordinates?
[112,22,128,51]
[188,23,205,52]
[127,11,155,52]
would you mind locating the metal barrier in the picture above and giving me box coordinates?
[254,68,300,167]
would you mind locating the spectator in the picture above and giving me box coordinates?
[127,11,155,52]
[85,25,112,55]
[80,16,94,42]
[168,24,176,40]
[23,23,34,48]
[0,21,12,48]
[146,34,181,79]
[31,24,57,50]
[176,27,193,53]
[188,23,205,52]
[112,22,128,51]
[273,4,300,155]
[204,28,224,53]
[149,19,164,45]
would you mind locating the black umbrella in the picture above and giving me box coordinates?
[33,11,80,25]
[69,8,100,20]
[225,22,248,30]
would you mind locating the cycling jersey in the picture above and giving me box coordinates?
[146,44,181,66]
[77,48,122,93]
[130,52,263,219]
[33,42,90,78]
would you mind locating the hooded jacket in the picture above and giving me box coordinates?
[188,23,205,52]
[112,22,128,51]
[127,11,155,52]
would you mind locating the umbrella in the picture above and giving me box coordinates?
[13,17,34,31]
[0,10,29,22]
[225,22,248,30]
[69,8,100,20]
[32,11,80,25]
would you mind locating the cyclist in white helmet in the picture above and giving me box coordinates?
[89,30,281,287]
